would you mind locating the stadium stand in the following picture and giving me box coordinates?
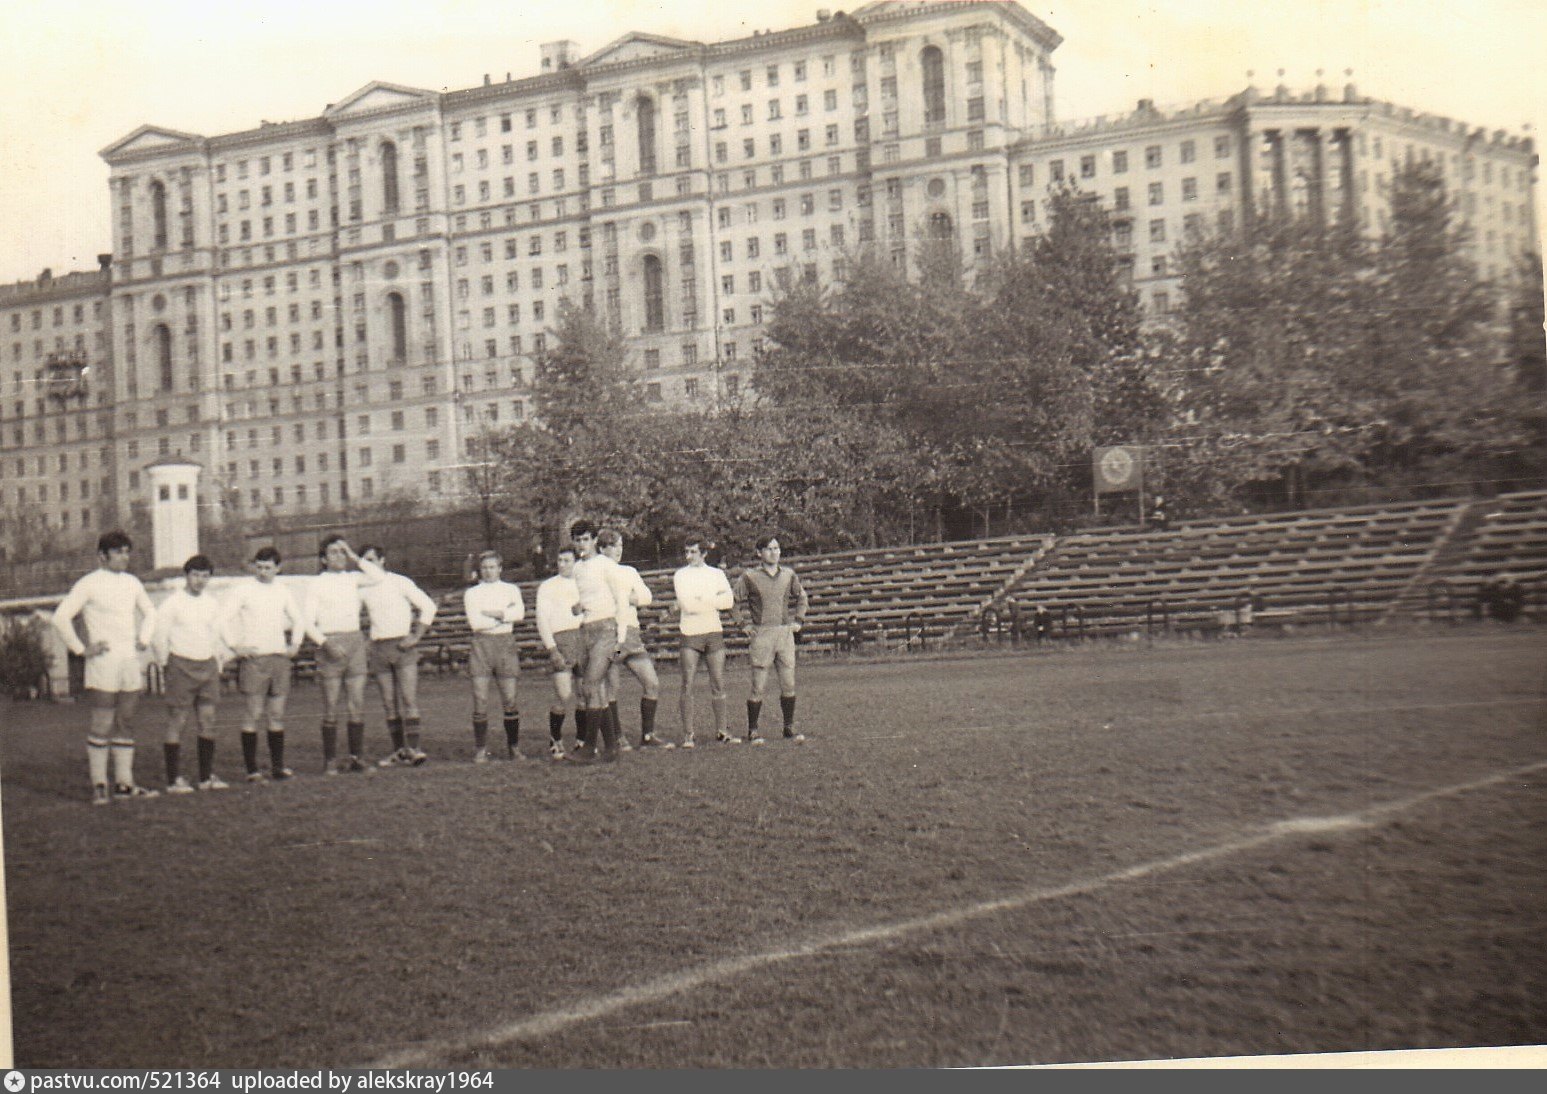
[984,498,1469,638]
[1398,490,1547,621]
[421,534,1053,662]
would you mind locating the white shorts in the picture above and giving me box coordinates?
[86,648,144,693]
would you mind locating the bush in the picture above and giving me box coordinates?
[0,621,51,700]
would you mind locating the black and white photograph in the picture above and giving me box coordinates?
[1,0,1544,1070]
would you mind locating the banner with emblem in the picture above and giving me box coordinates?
[1093,445,1145,495]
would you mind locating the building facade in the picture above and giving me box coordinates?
[1010,82,1539,315]
[0,1,1538,551]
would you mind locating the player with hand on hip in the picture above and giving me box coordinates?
[359,545,437,768]
[599,529,671,750]
[52,530,160,804]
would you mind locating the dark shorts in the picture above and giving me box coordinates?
[618,625,650,659]
[551,628,585,673]
[368,638,421,676]
[680,631,725,656]
[577,620,618,677]
[165,654,220,708]
[239,653,293,698]
[317,631,368,680]
[469,632,520,680]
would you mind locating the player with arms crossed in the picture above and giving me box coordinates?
[151,554,230,792]
[534,544,584,761]
[599,529,672,750]
[734,534,809,744]
[673,533,736,749]
[220,546,306,782]
[52,530,159,804]
[360,545,437,768]
[463,550,525,762]
[302,534,386,774]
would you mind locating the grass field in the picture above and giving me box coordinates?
[2,629,1545,1068]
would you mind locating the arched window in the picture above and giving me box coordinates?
[386,292,407,362]
[150,180,168,250]
[636,96,658,176]
[928,211,954,239]
[380,141,400,214]
[642,255,664,332]
[921,47,946,125]
[153,324,173,391]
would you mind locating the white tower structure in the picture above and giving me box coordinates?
[146,456,202,571]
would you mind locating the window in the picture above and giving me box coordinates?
[636,95,657,175]
[1217,171,1233,194]
[380,141,400,213]
[150,181,169,249]
[1081,155,1096,179]
[1182,177,1198,202]
[1180,140,1196,164]
[385,292,407,361]
[921,46,945,124]
[1215,135,1231,159]
[154,325,174,391]
[1149,219,1166,243]
[1149,182,1164,206]
[1050,160,1065,182]
[1145,145,1162,169]
[642,255,665,332]
[1114,187,1130,211]
[1113,150,1129,174]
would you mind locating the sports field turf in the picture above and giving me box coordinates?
[2,629,1544,1068]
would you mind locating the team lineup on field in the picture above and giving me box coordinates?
[50,524,811,804]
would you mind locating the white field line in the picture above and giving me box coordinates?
[854,696,1547,741]
[367,758,1547,1068]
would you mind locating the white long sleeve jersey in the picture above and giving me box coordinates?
[52,569,156,657]
[534,575,581,648]
[672,564,734,636]
[361,572,438,641]
[219,579,305,657]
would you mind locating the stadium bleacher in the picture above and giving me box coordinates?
[984,498,1470,638]
[277,495,1547,664]
[1401,490,1547,620]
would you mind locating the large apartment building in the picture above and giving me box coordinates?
[0,1,1538,552]
[1013,82,1539,315]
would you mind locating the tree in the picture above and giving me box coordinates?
[756,184,1157,531]
[1159,160,1528,510]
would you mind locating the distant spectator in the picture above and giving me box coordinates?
[1149,495,1170,532]
[1235,584,1266,635]
[844,613,864,652]
[1492,577,1525,623]
[1031,604,1053,644]
[1473,579,1497,621]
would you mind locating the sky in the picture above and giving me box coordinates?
[0,0,1543,284]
